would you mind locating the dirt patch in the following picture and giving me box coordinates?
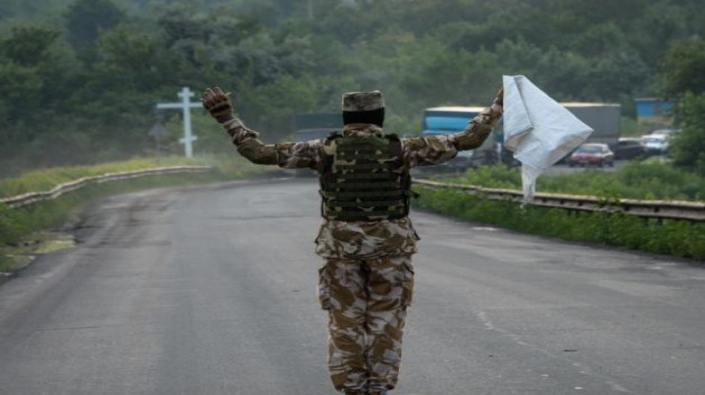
[0,232,76,282]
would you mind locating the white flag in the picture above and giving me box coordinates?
[502,75,594,201]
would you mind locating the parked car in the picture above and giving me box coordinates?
[640,133,670,156]
[615,137,645,160]
[567,143,615,167]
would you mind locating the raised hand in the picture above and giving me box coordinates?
[202,87,234,122]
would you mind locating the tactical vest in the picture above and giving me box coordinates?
[318,134,412,222]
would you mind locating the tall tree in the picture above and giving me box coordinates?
[0,26,66,124]
[659,38,705,98]
[659,38,705,173]
[65,0,126,48]
[0,26,60,67]
[670,92,705,173]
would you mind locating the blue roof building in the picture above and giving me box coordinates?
[635,98,675,125]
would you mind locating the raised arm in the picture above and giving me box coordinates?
[451,88,503,151]
[403,88,504,167]
[202,87,321,169]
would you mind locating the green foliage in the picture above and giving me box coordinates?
[450,165,522,190]
[670,92,705,174]
[0,62,43,123]
[414,186,705,261]
[1,26,61,66]
[660,38,705,97]
[2,0,705,177]
[0,25,67,123]
[446,161,705,201]
[656,36,705,174]
[65,0,126,48]
[0,203,24,246]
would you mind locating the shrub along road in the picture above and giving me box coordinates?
[0,178,704,395]
[546,160,628,175]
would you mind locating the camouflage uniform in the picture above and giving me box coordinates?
[217,98,502,395]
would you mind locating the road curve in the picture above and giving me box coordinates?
[0,178,704,395]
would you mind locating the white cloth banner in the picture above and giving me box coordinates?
[502,75,594,201]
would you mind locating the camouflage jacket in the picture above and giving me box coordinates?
[221,106,502,259]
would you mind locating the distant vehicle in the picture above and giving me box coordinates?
[615,137,645,160]
[421,106,499,170]
[567,143,615,167]
[640,134,670,156]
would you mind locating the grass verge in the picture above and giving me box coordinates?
[414,185,705,261]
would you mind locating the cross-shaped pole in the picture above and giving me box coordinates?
[156,87,201,158]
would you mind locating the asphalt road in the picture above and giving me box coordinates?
[1,178,704,395]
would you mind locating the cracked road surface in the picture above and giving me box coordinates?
[1,178,704,395]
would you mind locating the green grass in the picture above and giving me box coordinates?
[442,161,705,201]
[0,155,266,272]
[414,185,705,261]
[0,155,240,199]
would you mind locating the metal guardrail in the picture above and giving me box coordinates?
[413,179,705,222]
[1,166,212,209]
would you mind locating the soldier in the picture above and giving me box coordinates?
[202,87,503,395]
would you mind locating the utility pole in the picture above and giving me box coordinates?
[156,87,201,158]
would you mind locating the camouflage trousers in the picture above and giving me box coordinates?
[318,255,415,394]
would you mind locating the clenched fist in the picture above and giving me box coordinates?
[202,87,234,123]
